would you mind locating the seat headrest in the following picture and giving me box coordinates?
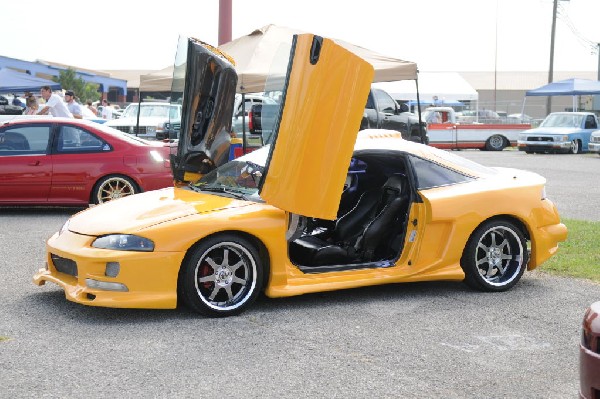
[383,175,405,193]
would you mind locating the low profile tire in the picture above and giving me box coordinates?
[92,175,139,204]
[568,139,581,154]
[179,234,264,317]
[460,220,528,292]
[485,135,506,151]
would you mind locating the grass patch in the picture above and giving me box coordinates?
[541,218,600,283]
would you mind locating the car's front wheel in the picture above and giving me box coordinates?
[568,139,581,154]
[461,220,528,292]
[92,175,139,204]
[179,234,264,317]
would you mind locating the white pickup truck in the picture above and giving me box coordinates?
[423,106,531,151]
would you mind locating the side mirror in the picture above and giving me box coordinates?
[398,103,409,113]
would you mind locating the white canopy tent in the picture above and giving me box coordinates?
[139,24,419,94]
[372,72,478,104]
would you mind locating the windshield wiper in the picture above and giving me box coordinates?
[196,185,249,200]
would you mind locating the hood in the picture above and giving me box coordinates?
[523,126,585,135]
[170,38,238,183]
[67,187,251,236]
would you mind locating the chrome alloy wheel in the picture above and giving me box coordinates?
[194,241,258,312]
[474,225,525,287]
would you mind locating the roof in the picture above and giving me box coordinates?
[458,71,599,91]
[373,72,478,101]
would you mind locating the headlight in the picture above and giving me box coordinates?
[554,135,568,142]
[149,150,164,162]
[92,234,154,252]
[58,220,70,236]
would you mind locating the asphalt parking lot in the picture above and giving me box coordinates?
[1,150,598,398]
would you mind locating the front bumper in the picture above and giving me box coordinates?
[33,230,185,309]
[588,142,600,154]
[517,139,571,152]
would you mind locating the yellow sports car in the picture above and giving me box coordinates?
[34,35,567,317]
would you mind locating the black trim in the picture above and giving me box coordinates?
[258,34,300,193]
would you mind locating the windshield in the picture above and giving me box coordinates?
[122,104,180,119]
[540,113,584,128]
[190,145,271,201]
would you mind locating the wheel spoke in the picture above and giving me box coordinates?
[205,256,220,269]
[222,249,230,267]
[232,276,247,285]
[224,285,234,301]
[477,242,488,252]
[198,275,215,283]
[229,260,244,273]
[208,286,221,301]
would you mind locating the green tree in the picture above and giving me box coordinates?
[52,68,101,103]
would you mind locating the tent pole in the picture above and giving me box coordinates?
[520,97,526,122]
[415,75,424,142]
[241,93,246,154]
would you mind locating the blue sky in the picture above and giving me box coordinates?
[3,0,599,72]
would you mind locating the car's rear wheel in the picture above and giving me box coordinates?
[92,175,139,204]
[461,220,528,292]
[485,135,506,151]
[179,234,264,317]
[568,139,581,154]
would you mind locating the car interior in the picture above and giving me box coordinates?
[288,151,412,272]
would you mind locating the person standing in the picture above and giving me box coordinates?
[38,86,72,117]
[101,99,113,120]
[86,101,98,116]
[24,95,40,115]
[64,90,83,119]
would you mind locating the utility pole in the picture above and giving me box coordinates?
[547,0,558,115]
[597,43,600,81]
[218,0,232,45]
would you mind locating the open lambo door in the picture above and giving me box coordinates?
[258,34,374,220]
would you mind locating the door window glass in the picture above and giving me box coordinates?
[0,125,50,155]
[373,89,397,113]
[57,126,110,153]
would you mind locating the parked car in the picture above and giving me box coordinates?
[0,118,174,205]
[34,35,567,317]
[580,301,600,399]
[456,109,502,124]
[105,102,182,140]
[517,112,599,154]
[587,129,600,156]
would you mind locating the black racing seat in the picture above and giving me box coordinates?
[289,175,408,266]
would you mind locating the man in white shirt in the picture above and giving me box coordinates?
[101,99,113,120]
[38,86,73,118]
[64,90,83,119]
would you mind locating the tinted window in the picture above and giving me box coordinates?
[410,155,473,189]
[57,125,110,153]
[0,125,51,156]
[373,89,397,113]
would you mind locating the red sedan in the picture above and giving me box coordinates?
[0,118,174,206]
